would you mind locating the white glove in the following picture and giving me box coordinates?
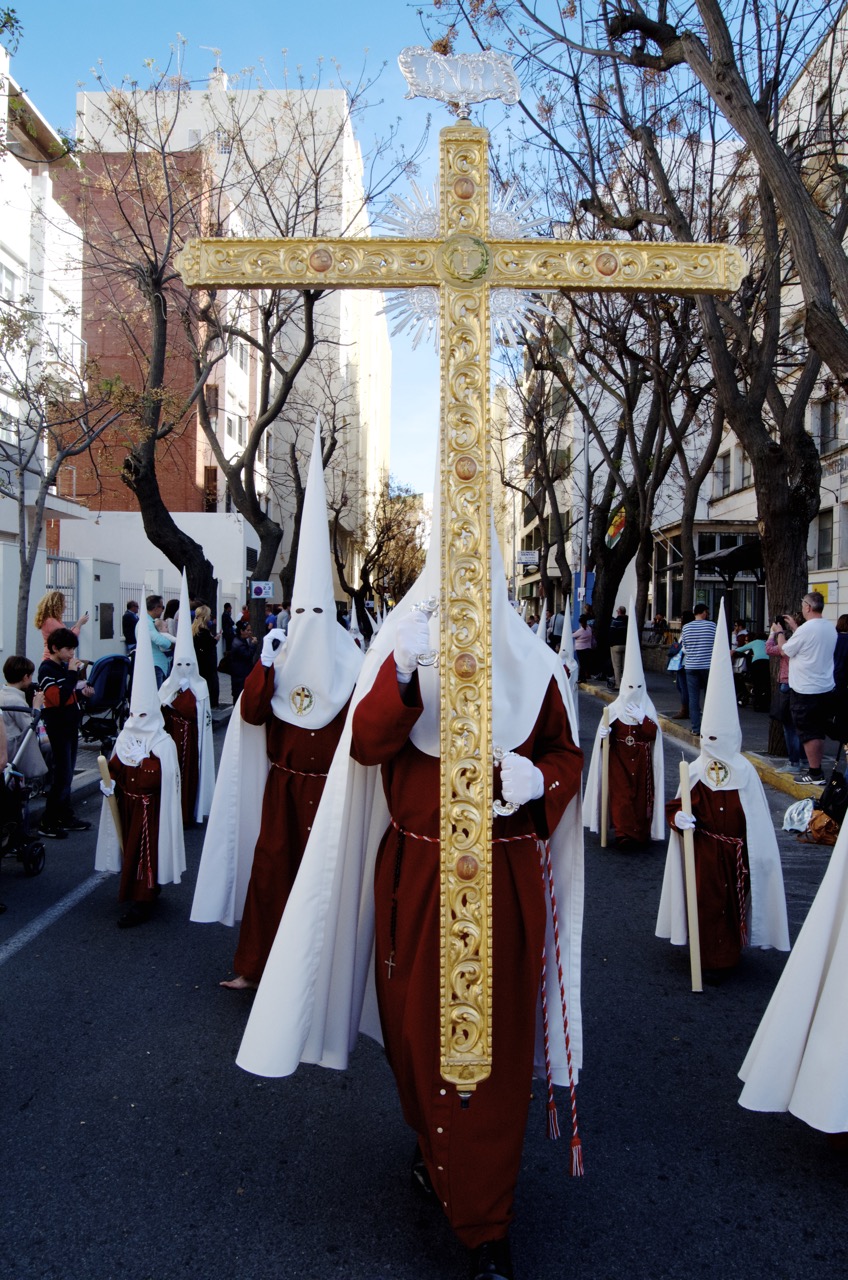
[674,811,697,831]
[394,610,431,678]
[599,725,611,739]
[100,780,116,797]
[625,702,643,722]
[500,752,545,806]
[261,630,284,668]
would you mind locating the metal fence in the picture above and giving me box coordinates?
[45,555,79,623]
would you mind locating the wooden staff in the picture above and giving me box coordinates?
[97,755,123,855]
[678,759,702,993]
[600,706,610,848]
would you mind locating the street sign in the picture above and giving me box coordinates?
[251,581,274,599]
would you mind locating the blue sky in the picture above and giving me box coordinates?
[10,0,448,490]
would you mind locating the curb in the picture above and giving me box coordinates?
[577,681,825,802]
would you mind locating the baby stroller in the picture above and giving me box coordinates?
[79,653,131,755]
[1,717,46,878]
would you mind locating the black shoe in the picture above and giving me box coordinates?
[470,1238,514,1280]
[117,903,153,929]
[37,821,67,839]
[411,1143,437,1204]
[62,816,92,832]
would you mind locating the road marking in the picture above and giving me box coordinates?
[0,873,109,968]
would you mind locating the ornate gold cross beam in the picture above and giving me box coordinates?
[176,118,744,1099]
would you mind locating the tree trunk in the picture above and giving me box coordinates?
[679,488,699,616]
[124,455,217,606]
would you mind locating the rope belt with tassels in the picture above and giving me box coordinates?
[701,828,749,947]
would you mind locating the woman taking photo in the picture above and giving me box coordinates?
[34,591,89,662]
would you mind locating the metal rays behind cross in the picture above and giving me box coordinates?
[175,74,745,1099]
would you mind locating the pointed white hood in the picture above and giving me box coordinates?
[536,601,548,643]
[698,599,743,790]
[607,599,656,726]
[558,596,576,668]
[159,570,208,705]
[269,420,363,728]
[558,594,580,733]
[115,606,169,766]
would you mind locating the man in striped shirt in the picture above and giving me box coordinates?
[681,603,717,737]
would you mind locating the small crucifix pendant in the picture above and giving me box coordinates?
[385,952,396,980]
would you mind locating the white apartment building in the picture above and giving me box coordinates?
[0,47,89,663]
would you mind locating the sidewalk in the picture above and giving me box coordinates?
[579,666,835,801]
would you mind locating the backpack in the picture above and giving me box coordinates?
[818,765,848,825]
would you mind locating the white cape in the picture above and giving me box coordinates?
[738,829,848,1131]
[160,679,215,823]
[655,754,790,952]
[584,698,665,840]
[189,693,270,926]
[94,734,186,885]
[236,599,585,1087]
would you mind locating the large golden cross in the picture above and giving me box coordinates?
[176,120,744,1097]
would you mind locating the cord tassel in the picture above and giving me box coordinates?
[540,839,584,1176]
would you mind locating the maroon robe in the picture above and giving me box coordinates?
[351,657,583,1250]
[608,715,657,845]
[163,688,199,825]
[666,784,750,969]
[109,754,162,905]
[233,661,349,985]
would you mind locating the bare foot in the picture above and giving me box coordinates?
[219,975,257,990]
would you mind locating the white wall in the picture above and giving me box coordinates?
[0,542,47,668]
[59,510,260,610]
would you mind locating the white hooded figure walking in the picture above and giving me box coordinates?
[190,419,363,989]
[657,599,789,971]
[95,599,184,928]
[235,477,585,1275]
[158,570,215,824]
[585,600,664,846]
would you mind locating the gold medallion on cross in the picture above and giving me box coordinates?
[706,758,730,787]
[175,47,745,1097]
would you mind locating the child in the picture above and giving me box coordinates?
[37,628,93,838]
[96,605,184,928]
[0,655,48,786]
[159,571,215,824]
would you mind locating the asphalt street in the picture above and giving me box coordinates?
[1,694,846,1280]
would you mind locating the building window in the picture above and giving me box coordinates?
[740,451,752,487]
[0,262,20,302]
[203,466,218,513]
[817,509,834,570]
[819,400,839,454]
[216,130,231,155]
[714,453,731,498]
[226,415,234,439]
